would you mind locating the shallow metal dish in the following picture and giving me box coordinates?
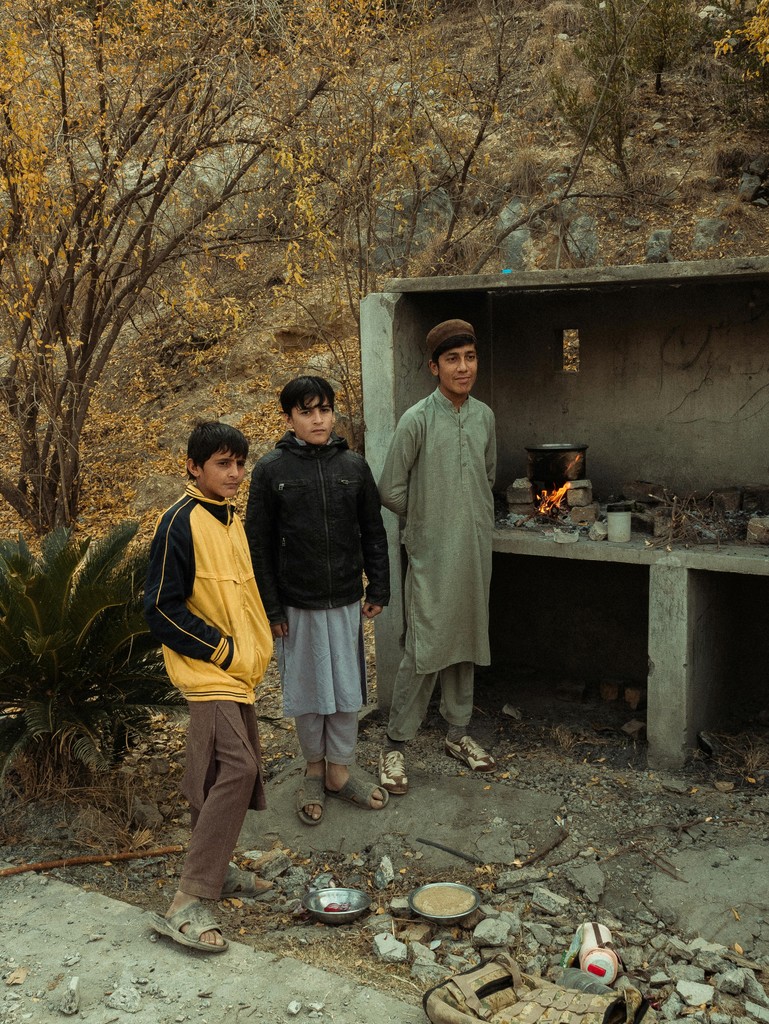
[408,882,481,923]
[302,887,371,925]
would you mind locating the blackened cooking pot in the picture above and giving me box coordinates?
[525,444,588,486]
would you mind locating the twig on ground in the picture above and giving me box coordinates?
[0,845,183,877]
[414,838,484,865]
[521,827,569,866]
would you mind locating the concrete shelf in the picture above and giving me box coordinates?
[492,527,769,577]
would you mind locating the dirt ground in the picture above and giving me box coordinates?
[3,654,769,1007]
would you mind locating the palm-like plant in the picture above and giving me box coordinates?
[0,522,182,786]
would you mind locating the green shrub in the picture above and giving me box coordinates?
[0,522,182,790]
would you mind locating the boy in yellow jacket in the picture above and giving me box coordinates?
[144,421,273,953]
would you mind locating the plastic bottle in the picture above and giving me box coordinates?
[578,922,620,984]
[558,967,614,995]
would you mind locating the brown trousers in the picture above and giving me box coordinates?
[179,701,265,901]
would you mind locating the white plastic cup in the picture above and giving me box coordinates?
[606,510,631,543]
[578,923,620,984]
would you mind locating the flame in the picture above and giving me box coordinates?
[536,481,570,515]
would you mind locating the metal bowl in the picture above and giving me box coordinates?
[302,887,372,925]
[408,882,481,923]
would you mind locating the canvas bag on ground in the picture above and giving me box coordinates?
[423,953,657,1024]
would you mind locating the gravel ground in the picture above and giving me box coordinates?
[2,660,769,1012]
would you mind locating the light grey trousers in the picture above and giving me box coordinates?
[295,710,359,764]
[386,643,475,742]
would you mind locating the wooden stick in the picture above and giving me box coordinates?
[415,837,484,865]
[0,845,183,877]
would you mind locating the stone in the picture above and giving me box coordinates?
[671,964,706,983]
[398,922,433,944]
[565,214,599,265]
[692,217,728,251]
[531,886,570,915]
[471,917,512,948]
[646,229,672,264]
[364,913,396,935]
[713,967,749,994]
[676,980,714,1006]
[59,977,81,1016]
[375,855,395,889]
[373,932,408,963]
[588,521,608,541]
[744,972,769,1006]
[563,861,605,903]
[246,849,292,879]
[662,992,685,1020]
[739,174,763,202]
[411,961,450,985]
[105,973,142,1013]
[746,1002,769,1024]
[525,922,554,945]
[409,941,437,963]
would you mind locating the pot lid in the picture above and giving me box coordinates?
[525,443,588,452]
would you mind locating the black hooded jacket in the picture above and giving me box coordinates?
[245,431,390,624]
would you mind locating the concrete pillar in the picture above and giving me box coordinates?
[647,562,722,768]
[360,293,402,708]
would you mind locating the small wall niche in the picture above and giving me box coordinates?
[562,327,580,372]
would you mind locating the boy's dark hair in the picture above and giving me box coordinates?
[279,376,335,416]
[187,421,249,479]
[431,335,476,363]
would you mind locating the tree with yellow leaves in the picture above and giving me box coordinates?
[0,0,386,533]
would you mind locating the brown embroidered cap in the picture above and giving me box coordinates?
[426,319,477,361]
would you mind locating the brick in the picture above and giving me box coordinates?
[631,510,655,534]
[712,488,742,514]
[653,508,674,538]
[566,479,593,507]
[621,719,647,740]
[600,679,621,701]
[568,502,598,525]
[506,480,533,504]
[621,480,665,504]
[624,685,647,710]
[746,516,769,545]
[743,486,769,515]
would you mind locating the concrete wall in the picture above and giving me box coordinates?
[360,260,769,767]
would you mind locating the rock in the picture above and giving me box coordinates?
[525,922,554,945]
[676,980,714,1006]
[59,977,80,1016]
[563,861,605,904]
[565,214,599,266]
[692,217,727,251]
[287,1000,302,1015]
[409,941,437,963]
[411,961,450,985]
[747,1003,769,1024]
[375,855,395,889]
[646,229,672,264]
[105,972,142,1013]
[531,887,570,915]
[373,932,408,963]
[472,917,512,948]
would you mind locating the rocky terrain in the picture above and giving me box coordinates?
[3,658,768,1019]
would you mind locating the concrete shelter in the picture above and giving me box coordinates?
[360,257,769,769]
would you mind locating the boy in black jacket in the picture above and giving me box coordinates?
[246,376,390,824]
